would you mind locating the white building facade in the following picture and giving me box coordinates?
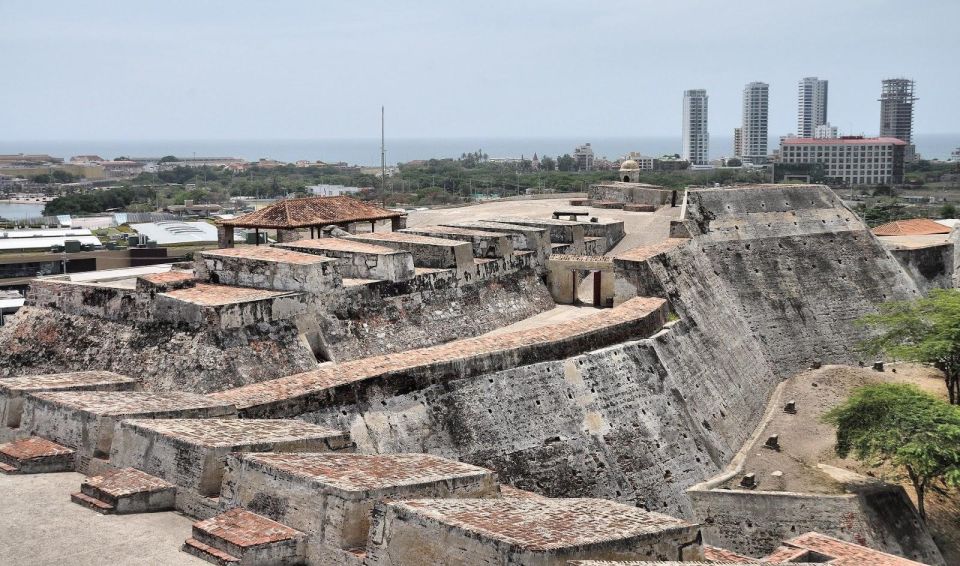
[741,82,769,164]
[797,77,828,138]
[682,89,709,165]
[779,136,906,185]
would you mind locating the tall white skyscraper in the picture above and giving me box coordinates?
[682,89,709,165]
[741,82,769,163]
[797,77,828,138]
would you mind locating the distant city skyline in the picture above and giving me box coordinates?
[1,1,958,142]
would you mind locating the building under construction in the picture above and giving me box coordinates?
[879,78,917,160]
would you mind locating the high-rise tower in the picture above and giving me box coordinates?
[741,82,769,163]
[879,78,916,160]
[682,89,709,165]
[797,77,828,138]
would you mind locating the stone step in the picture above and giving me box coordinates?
[0,437,75,474]
[185,508,306,566]
[70,491,115,514]
[182,538,240,565]
[78,467,176,514]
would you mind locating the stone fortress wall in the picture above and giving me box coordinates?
[0,186,951,565]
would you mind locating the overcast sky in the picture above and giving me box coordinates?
[2,0,957,141]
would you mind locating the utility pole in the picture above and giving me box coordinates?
[381,106,387,193]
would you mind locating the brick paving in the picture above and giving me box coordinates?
[764,532,927,565]
[704,544,758,562]
[28,391,235,417]
[392,497,693,551]
[162,283,292,306]
[0,370,135,394]
[404,225,511,238]
[201,246,332,265]
[613,238,686,262]
[237,453,492,492]
[193,508,303,548]
[209,296,666,410]
[349,231,470,247]
[83,467,175,497]
[277,237,401,255]
[138,271,196,285]
[0,437,73,460]
[118,418,344,447]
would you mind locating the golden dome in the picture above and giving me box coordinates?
[619,159,640,171]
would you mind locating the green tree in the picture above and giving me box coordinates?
[940,203,957,219]
[540,156,556,171]
[159,155,179,163]
[859,289,960,403]
[726,157,742,167]
[823,383,960,519]
[557,154,576,172]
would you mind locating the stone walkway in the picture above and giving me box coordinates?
[0,472,202,565]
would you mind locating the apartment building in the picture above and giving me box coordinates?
[779,136,906,185]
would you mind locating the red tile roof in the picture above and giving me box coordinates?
[221,196,401,229]
[871,218,952,236]
[766,532,926,565]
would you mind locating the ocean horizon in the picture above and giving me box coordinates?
[2,134,957,167]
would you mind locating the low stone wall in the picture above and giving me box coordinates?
[219,453,499,564]
[364,498,704,565]
[195,247,342,293]
[443,221,551,260]
[401,226,515,259]
[590,183,676,207]
[347,233,475,276]
[496,217,586,250]
[317,262,553,362]
[18,391,236,466]
[275,238,416,282]
[582,219,625,252]
[109,418,350,498]
[687,484,943,564]
[154,287,308,331]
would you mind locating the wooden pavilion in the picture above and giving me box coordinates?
[216,196,405,248]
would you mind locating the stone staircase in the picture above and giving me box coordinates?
[0,437,75,474]
[71,467,176,515]
[182,508,306,566]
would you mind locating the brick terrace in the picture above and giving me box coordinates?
[614,238,686,262]
[0,371,135,394]
[390,498,693,551]
[84,467,175,498]
[193,508,303,548]
[161,283,294,306]
[28,391,235,417]
[0,437,73,460]
[349,232,471,246]
[201,246,333,265]
[237,453,492,492]
[209,296,666,410]
[277,238,403,255]
[767,532,926,565]
[405,225,511,238]
[138,271,196,285]
[118,418,345,447]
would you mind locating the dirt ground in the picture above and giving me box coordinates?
[727,363,960,563]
